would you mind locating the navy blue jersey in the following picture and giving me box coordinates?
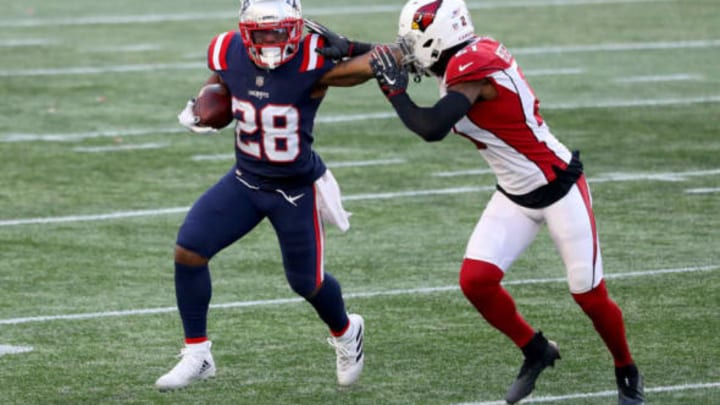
[207,31,334,186]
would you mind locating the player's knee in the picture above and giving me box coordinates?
[174,244,209,266]
[286,272,318,298]
[459,259,504,298]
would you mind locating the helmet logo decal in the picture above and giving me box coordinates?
[411,0,443,32]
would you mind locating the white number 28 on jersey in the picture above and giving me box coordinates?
[234,100,300,163]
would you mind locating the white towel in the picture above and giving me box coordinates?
[315,170,351,233]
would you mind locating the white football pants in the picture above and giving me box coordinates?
[464,177,603,293]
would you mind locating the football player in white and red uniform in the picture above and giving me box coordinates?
[362,0,645,404]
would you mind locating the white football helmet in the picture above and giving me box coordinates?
[397,0,475,75]
[238,0,303,69]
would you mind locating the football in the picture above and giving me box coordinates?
[193,83,233,129]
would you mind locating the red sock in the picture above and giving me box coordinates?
[572,280,634,367]
[459,259,535,347]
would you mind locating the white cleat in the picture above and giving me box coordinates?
[328,313,365,386]
[155,341,216,391]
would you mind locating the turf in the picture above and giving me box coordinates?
[1,0,719,404]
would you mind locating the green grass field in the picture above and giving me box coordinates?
[1,0,719,404]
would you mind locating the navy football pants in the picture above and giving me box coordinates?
[177,168,327,297]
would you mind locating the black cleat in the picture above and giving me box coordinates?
[505,332,561,404]
[616,364,645,405]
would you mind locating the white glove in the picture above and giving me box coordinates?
[177,99,217,134]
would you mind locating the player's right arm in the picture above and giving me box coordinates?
[307,19,390,88]
[318,52,375,87]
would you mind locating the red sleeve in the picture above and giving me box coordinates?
[445,38,515,87]
[207,31,236,72]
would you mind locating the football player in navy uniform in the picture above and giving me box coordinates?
[155,0,377,391]
[312,0,645,404]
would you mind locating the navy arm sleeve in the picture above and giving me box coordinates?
[387,91,472,142]
[348,41,374,57]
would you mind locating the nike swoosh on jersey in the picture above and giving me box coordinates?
[459,62,474,71]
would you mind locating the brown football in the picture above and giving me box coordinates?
[193,83,233,129]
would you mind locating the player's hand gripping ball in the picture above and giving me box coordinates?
[193,83,233,129]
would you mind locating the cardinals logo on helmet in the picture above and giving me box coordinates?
[412,0,443,32]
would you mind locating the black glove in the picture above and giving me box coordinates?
[304,19,350,60]
[304,19,374,60]
[370,45,408,98]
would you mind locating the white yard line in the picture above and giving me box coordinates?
[0,62,204,77]
[3,94,720,144]
[614,73,703,83]
[513,39,720,55]
[685,187,720,194]
[0,62,581,77]
[1,37,716,77]
[72,142,168,153]
[453,382,720,405]
[327,158,406,168]
[547,95,720,109]
[191,153,234,161]
[0,167,718,227]
[192,155,405,167]
[0,264,715,326]
[0,345,34,356]
[0,38,56,47]
[0,39,720,77]
[0,0,670,28]
[433,169,497,177]
[1,127,184,143]
[590,168,720,182]
[83,43,162,53]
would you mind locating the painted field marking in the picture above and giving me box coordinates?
[0,62,580,77]
[0,62,204,77]
[0,0,669,28]
[191,154,406,169]
[3,94,720,144]
[72,142,168,153]
[191,153,234,162]
[514,39,720,55]
[1,127,184,143]
[327,158,406,168]
[453,381,720,405]
[433,169,504,177]
[84,43,161,53]
[590,168,720,183]
[0,264,716,326]
[0,39,720,77]
[0,38,56,47]
[0,345,34,356]
[685,187,720,194]
[614,73,704,83]
[0,167,717,227]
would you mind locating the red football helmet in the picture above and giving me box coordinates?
[238,0,304,69]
